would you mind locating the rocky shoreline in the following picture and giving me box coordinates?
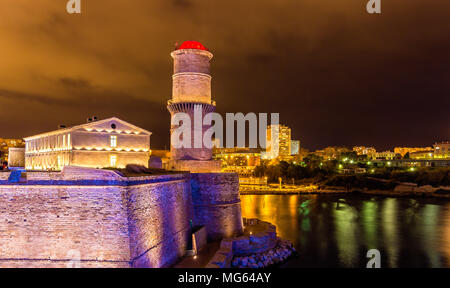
[240,184,450,199]
[231,239,296,268]
[239,188,349,195]
[356,184,450,198]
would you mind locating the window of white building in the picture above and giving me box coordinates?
[110,135,117,148]
[110,155,117,168]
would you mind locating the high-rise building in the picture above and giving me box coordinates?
[266,124,291,160]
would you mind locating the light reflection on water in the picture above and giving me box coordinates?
[240,194,450,268]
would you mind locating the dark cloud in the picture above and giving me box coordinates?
[59,77,92,89]
[172,0,193,8]
[0,0,449,150]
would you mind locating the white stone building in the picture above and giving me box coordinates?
[24,117,151,170]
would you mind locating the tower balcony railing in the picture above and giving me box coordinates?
[168,99,216,106]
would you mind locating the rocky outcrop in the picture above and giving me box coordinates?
[413,185,436,194]
[206,218,295,268]
[231,239,295,268]
[393,182,417,193]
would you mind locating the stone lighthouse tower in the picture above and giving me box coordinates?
[167,41,221,172]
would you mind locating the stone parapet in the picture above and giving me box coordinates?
[167,160,222,173]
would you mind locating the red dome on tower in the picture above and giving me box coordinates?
[177,41,208,51]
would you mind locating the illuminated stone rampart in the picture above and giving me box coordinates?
[0,167,242,267]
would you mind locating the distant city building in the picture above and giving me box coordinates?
[213,146,261,155]
[213,147,261,176]
[372,159,450,168]
[314,146,351,160]
[266,124,291,160]
[291,140,300,155]
[297,147,310,161]
[410,151,434,160]
[434,142,450,159]
[0,138,25,164]
[340,167,367,174]
[353,146,376,159]
[150,149,171,169]
[8,147,25,168]
[213,151,261,177]
[394,147,433,157]
[24,117,151,170]
[375,151,396,160]
[151,149,171,160]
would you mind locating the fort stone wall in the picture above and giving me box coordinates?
[0,184,131,268]
[191,173,243,241]
[0,167,243,268]
[127,174,193,268]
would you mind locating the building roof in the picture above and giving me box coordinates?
[24,117,152,141]
[177,41,208,51]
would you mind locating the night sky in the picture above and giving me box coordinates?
[0,0,449,151]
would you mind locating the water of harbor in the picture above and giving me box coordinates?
[240,194,450,268]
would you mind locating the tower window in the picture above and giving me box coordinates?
[110,155,117,168]
[110,135,117,148]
